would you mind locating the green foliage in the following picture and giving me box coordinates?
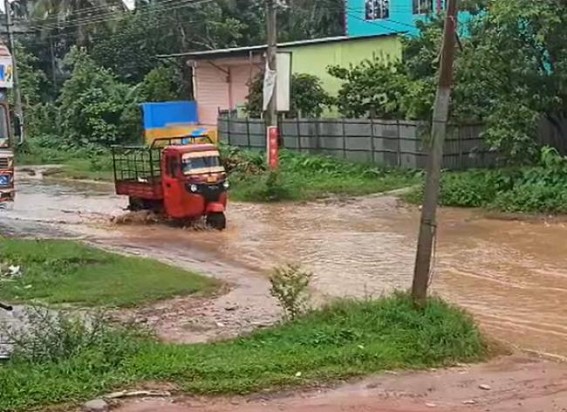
[137,65,183,102]
[245,72,332,118]
[270,264,313,320]
[277,0,344,41]
[14,43,47,108]
[408,147,567,214]
[226,148,420,202]
[0,290,487,411]
[324,1,567,163]
[329,57,409,119]
[88,8,180,84]
[57,48,140,147]
[0,239,217,307]
[5,309,144,364]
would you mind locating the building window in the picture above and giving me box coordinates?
[365,0,390,20]
[413,0,433,14]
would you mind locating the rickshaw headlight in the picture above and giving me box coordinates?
[190,184,198,193]
[223,180,229,189]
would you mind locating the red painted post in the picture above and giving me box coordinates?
[267,126,279,170]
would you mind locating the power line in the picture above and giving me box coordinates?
[30,0,182,28]
[28,0,213,32]
[30,0,208,31]
[28,0,128,23]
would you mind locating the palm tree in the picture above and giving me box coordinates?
[30,0,128,44]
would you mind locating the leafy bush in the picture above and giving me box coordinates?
[225,147,419,202]
[137,65,183,102]
[328,56,434,120]
[4,308,144,364]
[269,264,313,320]
[409,147,567,214]
[245,72,332,117]
[57,48,140,148]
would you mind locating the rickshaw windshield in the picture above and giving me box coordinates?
[0,106,9,149]
[181,152,223,175]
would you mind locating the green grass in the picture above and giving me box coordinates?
[226,149,421,202]
[17,146,114,182]
[0,239,217,307]
[17,142,419,200]
[405,147,567,215]
[0,292,488,412]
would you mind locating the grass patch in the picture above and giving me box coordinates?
[18,142,419,200]
[17,145,114,182]
[405,148,567,214]
[0,239,217,307]
[0,292,487,411]
[225,148,421,202]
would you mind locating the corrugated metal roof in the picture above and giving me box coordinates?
[157,33,399,60]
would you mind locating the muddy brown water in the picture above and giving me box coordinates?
[2,178,567,357]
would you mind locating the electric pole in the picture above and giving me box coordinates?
[4,0,24,143]
[412,0,458,305]
[264,0,279,169]
[265,0,277,129]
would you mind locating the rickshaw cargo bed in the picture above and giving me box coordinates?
[115,179,164,200]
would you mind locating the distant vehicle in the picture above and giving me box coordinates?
[0,43,21,204]
[111,136,228,230]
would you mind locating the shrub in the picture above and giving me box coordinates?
[269,264,313,320]
[57,48,140,148]
[3,308,144,364]
[408,147,567,214]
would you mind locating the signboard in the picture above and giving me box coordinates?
[267,126,279,170]
[0,55,13,89]
[262,51,292,113]
[276,51,291,112]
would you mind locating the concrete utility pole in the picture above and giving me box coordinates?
[4,0,24,143]
[412,0,458,305]
[264,0,279,169]
[265,0,277,129]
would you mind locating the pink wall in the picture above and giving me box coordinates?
[194,56,261,127]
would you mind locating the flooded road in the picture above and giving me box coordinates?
[2,178,567,357]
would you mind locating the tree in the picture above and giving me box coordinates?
[326,0,567,163]
[277,0,345,42]
[329,57,415,119]
[57,47,139,147]
[245,72,332,118]
[137,65,183,102]
[30,0,127,44]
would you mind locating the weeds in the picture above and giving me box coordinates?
[269,264,313,320]
[226,148,419,202]
[0,292,487,411]
[406,147,567,214]
[3,308,144,364]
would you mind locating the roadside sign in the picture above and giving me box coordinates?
[0,55,13,89]
[267,126,279,170]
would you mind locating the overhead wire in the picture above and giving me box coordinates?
[26,0,213,32]
[27,1,430,34]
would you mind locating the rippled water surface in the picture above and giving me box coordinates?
[3,178,567,356]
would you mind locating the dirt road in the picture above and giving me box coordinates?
[115,356,567,412]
